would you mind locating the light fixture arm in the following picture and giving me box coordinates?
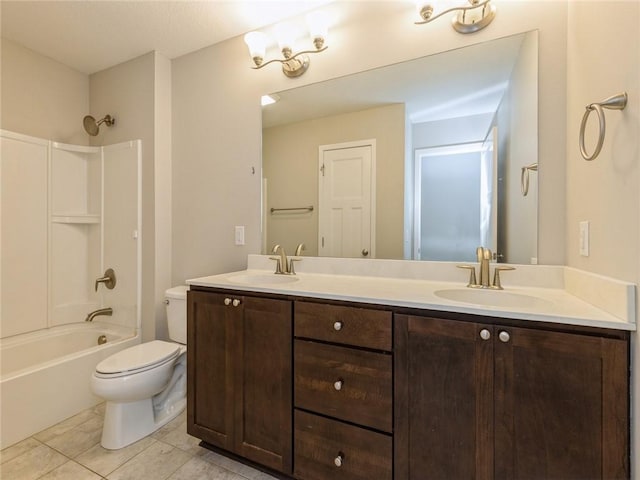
[250,45,328,70]
[415,0,491,24]
[415,0,495,34]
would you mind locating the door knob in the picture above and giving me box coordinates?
[361,249,369,257]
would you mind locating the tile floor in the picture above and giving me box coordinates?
[0,404,278,480]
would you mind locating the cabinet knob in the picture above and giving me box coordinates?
[333,379,343,391]
[334,453,344,467]
[499,330,510,343]
[479,329,491,340]
[333,321,343,331]
[224,298,232,306]
[232,298,241,307]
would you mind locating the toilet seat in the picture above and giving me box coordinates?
[95,340,181,378]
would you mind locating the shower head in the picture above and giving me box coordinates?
[83,114,115,136]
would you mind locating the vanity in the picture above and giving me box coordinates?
[186,255,633,480]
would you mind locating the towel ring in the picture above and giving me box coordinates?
[579,92,627,161]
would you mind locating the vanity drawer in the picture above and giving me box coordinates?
[294,410,392,480]
[294,340,392,432]
[294,301,392,351]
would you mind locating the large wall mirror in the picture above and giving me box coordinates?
[262,30,538,264]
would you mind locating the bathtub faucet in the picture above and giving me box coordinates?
[85,307,113,322]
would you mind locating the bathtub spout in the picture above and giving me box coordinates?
[85,308,113,322]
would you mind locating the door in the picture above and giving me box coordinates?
[235,296,292,473]
[318,141,375,258]
[413,143,484,262]
[494,326,629,479]
[395,315,494,480]
[187,291,236,451]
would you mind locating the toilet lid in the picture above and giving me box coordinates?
[96,340,181,375]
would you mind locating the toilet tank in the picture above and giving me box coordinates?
[166,285,188,344]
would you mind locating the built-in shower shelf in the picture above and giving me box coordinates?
[51,214,100,224]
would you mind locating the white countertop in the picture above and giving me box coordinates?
[187,256,636,332]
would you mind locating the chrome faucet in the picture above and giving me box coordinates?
[270,244,290,274]
[85,307,113,322]
[457,247,515,290]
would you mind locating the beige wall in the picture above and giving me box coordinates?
[172,1,568,284]
[263,104,405,259]
[1,38,89,144]
[90,52,171,343]
[153,53,173,341]
[565,1,640,471]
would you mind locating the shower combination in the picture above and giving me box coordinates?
[83,114,115,136]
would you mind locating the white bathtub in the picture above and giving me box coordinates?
[0,322,139,449]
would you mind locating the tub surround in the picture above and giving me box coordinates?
[187,254,636,331]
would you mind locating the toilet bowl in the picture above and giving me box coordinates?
[91,285,188,449]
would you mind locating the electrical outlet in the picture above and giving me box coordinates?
[235,226,245,246]
[579,221,589,257]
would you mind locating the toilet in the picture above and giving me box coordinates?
[91,285,188,449]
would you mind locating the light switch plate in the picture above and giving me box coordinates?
[235,226,245,246]
[579,221,589,257]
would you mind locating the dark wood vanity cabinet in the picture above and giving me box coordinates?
[187,290,293,474]
[188,287,629,480]
[394,314,629,480]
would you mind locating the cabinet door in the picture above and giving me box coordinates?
[395,315,494,480]
[187,291,236,451]
[494,326,629,479]
[234,296,293,474]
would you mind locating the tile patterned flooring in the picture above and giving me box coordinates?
[0,404,278,480]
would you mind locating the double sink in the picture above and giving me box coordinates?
[226,272,549,309]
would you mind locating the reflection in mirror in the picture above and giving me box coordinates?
[262,31,538,264]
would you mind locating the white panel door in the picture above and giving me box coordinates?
[318,142,374,258]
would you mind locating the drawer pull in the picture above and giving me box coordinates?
[333,379,344,391]
[499,330,510,343]
[224,298,232,306]
[334,452,344,467]
[232,298,241,307]
[333,321,343,331]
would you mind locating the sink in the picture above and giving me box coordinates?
[228,273,300,285]
[434,288,552,309]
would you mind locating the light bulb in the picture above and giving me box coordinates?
[306,10,330,49]
[244,32,267,65]
[274,23,296,53]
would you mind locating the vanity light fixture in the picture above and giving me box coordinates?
[244,11,329,78]
[415,0,496,34]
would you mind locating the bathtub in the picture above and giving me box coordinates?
[0,322,139,449]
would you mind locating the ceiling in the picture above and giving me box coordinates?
[0,0,333,74]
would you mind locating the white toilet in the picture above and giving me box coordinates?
[91,285,188,449]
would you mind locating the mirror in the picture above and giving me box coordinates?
[262,31,538,264]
